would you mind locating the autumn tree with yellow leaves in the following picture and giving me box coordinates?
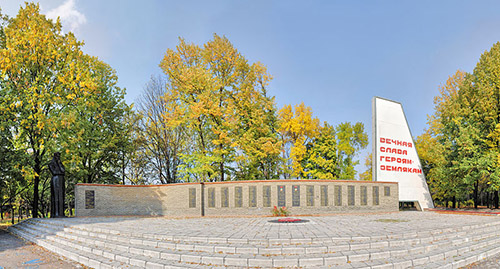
[0,3,133,217]
[159,34,281,181]
[277,102,320,178]
[277,103,367,179]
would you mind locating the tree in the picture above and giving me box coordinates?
[0,3,130,216]
[278,103,367,179]
[417,70,469,207]
[302,123,338,179]
[334,122,368,179]
[459,43,500,207]
[418,67,500,208]
[0,116,27,221]
[0,3,100,216]
[415,128,448,204]
[137,75,186,184]
[59,56,133,186]
[159,34,280,182]
[359,153,372,181]
[120,110,151,185]
[278,102,321,178]
[231,64,281,180]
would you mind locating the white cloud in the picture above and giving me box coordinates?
[46,0,86,32]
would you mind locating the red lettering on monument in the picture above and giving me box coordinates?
[380,137,413,148]
[379,165,422,174]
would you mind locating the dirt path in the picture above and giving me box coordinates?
[0,226,82,269]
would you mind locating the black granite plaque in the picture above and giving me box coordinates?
[263,186,271,207]
[235,187,242,207]
[384,186,391,196]
[348,185,355,206]
[320,185,328,206]
[189,188,196,208]
[306,185,314,206]
[373,186,380,205]
[208,188,215,208]
[277,185,286,207]
[361,186,367,206]
[292,185,300,207]
[221,187,229,207]
[85,190,95,209]
[335,185,342,206]
[249,186,257,207]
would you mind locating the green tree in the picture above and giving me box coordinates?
[59,56,133,185]
[417,71,469,207]
[335,122,368,179]
[0,115,27,221]
[459,43,500,207]
[302,123,338,179]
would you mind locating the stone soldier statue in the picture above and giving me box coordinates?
[49,152,65,218]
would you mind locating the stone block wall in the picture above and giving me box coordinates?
[75,180,398,217]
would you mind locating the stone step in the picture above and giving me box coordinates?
[20,218,500,259]
[13,220,472,260]
[10,218,500,268]
[9,225,192,269]
[25,217,500,252]
[412,243,500,269]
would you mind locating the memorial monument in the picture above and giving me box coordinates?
[372,97,434,210]
[74,98,434,217]
[49,152,65,217]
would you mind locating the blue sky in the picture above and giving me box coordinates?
[2,0,500,177]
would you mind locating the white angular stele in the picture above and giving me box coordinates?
[372,97,434,210]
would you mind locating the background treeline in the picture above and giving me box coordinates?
[0,3,368,219]
[416,43,500,209]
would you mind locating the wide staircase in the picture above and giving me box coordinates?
[8,217,500,268]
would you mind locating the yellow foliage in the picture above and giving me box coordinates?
[158,34,280,181]
[278,102,321,178]
[0,3,109,189]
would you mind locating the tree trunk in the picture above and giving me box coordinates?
[495,190,499,209]
[220,161,224,182]
[33,154,41,218]
[69,201,73,216]
[452,196,456,209]
[220,144,224,182]
[11,205,14,225]
[474,180,479,209]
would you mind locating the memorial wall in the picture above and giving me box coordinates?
[75,180,398,217]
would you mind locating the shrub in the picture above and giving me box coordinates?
[272,206,289,216]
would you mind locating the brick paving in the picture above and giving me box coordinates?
[45,211,497,239]
[8,211,500,268]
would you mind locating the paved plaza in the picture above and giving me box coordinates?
[8,211,500,268]
[45,211,499,241]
